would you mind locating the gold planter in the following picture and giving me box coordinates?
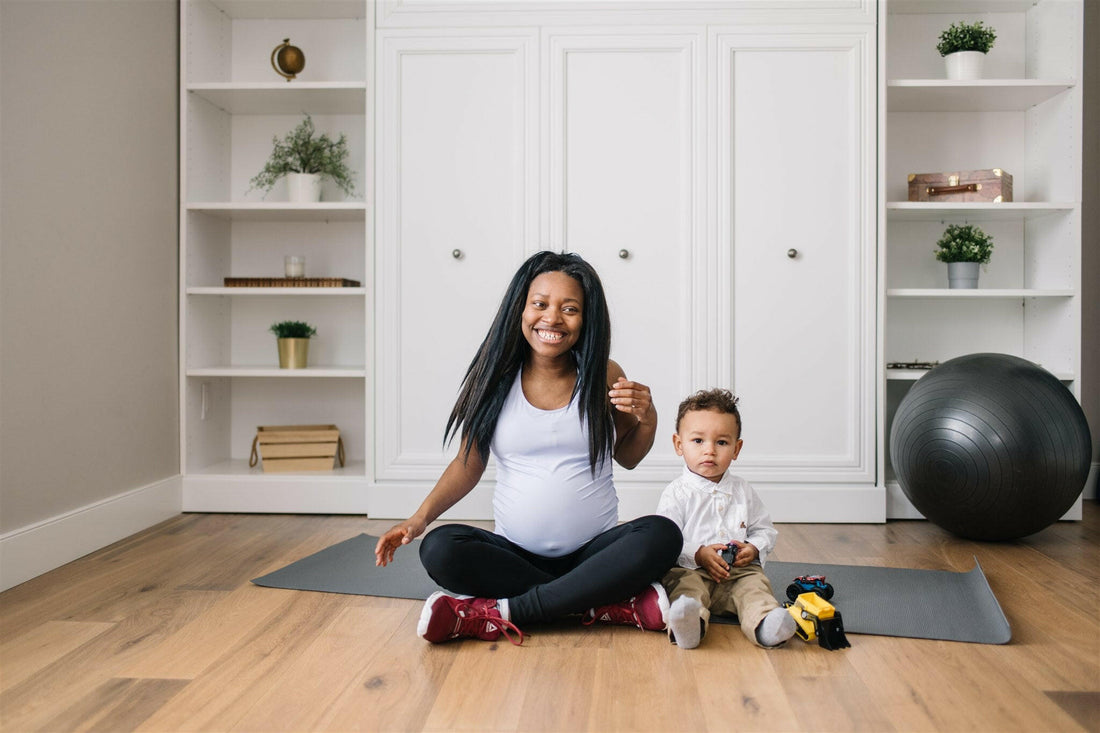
[277,338,310,369]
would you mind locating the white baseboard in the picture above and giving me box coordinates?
[364,482,493,521]
[618,483,886,523]
[365,481,886,524]
[0,475,182,592]
[183,475,369,514]
[180,462,1100,524]
[887,478,1089,523]
[886,481,925,520]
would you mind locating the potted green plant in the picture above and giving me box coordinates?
[937,21,996,80]
[270,320,317,368]
[248,114,357,202]
[934,223,994,289]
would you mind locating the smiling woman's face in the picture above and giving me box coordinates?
[521,271,584,360]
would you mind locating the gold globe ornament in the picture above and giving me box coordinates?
[271,39,305,81]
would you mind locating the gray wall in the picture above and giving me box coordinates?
[1084,0,1099,494]
[0,0,179,533]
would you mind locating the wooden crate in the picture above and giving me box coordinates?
[249,424,344,473]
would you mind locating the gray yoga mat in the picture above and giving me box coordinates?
[758,559,1010,645]
[252,533,1011,644]
[254,533,443,601]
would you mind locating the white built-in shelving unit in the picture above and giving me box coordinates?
[880,0,1083,516]
[177,0,1082,520]
[180,0,371,511]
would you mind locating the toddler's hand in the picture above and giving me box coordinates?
[728,540,759,567]
[695,543,731,583]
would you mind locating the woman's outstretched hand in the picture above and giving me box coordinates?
[375,519,426,567]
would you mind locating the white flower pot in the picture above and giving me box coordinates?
[947,261,980,289]
[286,173,322,202]
[944,51,986,81]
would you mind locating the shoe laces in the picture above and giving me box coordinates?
[582,597,642,630]
[454,600,525,646]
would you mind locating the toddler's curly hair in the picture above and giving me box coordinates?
[675,388,741,437]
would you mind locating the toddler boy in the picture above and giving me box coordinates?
[656,388,796,649]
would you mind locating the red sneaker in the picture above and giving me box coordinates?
[417,592,524,645]
[584,582,670,631]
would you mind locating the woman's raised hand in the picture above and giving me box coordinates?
[608,369,659,469]
[609,378,655,423]
[374,519,426,567]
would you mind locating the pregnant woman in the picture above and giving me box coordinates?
[375,250,681,645]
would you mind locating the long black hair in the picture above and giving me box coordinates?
[444,251,615,473]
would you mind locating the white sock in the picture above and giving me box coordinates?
[497,598,510,621]
[756,606,797,647]
[668,596,706,649]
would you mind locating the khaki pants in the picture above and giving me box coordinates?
[662,565,781,647]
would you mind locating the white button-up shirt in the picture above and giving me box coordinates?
[656,466,778,569]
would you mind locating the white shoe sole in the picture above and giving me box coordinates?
[417,591,448,639]
[417,591,472,639]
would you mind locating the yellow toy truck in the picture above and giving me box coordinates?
[785,592,851,650]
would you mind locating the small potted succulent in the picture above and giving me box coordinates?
[248,114,356,202]
[270,320,317,368]
[934,223,994,289]
[937,21,997,80]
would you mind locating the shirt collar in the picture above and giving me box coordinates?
[681,465,734,495]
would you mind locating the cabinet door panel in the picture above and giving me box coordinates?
[549,31,706,482]
[376,32,538,480]
[717,31,875,482]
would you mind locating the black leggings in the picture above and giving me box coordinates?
[418,515,682,626]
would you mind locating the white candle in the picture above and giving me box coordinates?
[285,255,305,278]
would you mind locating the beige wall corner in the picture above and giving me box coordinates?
[0,1,180,565]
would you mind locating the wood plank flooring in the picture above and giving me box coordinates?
[1,506,1097,732]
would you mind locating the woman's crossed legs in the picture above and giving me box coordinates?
[417,515,681,636]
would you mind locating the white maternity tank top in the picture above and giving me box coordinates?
[491,370,618,557]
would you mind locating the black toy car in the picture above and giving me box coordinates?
[720,542,739,566]
[785,574,834,601]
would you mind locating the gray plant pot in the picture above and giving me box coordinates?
[947,261,980,289]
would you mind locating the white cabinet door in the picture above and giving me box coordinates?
[375,30,539,486]
[374,25,878,520]
[715,29,876,486]
[547,29,708,488]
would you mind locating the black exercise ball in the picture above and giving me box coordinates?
[890,353,1091,541]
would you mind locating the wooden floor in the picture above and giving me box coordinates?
[1,505,1098,733]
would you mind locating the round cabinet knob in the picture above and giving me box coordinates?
[452,249,463,260]
[787,248,798,259]
[618,249,630,260]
